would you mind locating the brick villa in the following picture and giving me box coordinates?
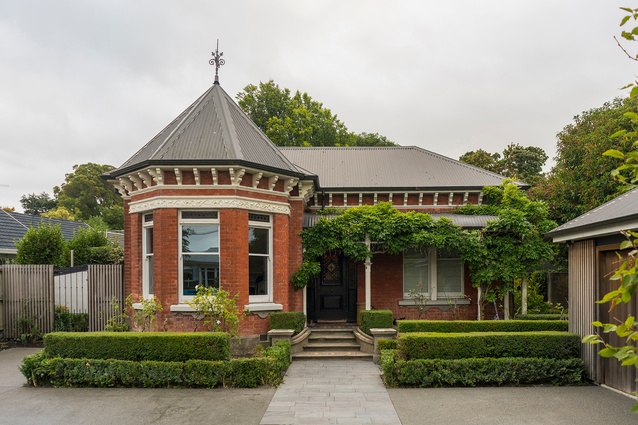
[104,72,510,337]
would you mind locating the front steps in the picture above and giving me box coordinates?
[292,327,373,360]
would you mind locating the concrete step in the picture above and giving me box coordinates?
[303,342,361,351]
[292,351,373,360]
[308,334,356,343]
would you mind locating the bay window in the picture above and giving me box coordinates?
[248,213,272,303]
[180,211,219,299]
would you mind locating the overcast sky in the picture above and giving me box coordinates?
[0,1,634,211]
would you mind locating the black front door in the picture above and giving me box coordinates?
[307,251,357,322]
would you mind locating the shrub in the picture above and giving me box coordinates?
[377,339,397,352]
[397,319,568,333]
[20,341,291,388]
[269,312,306,336]
[517,314,565,321]
[379,349,399,386]
[397,332,580,360]
[360,310,394,336]
[54,306,89,332]
[188,286,241,336]
[381,357,588,387]
[15,223,66,266]
[44,332,231,362]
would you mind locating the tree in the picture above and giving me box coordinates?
[41,206,75,221]
[15,223,66,266]
[54,163,124,230]
[459,143,548,185]
[460,180,556,319]
[581,7,638,412]
[500,143,548,185]
[529,97,638,225]
[459,149,501,173]
[20,192,56,215]
[66,226,123,266]
[236,80,396,147]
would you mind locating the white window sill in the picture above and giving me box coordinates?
[398,298,470,307]
[244,302,283,318]
[170,304,197,313]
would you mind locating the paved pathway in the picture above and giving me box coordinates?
[260,359,400,425]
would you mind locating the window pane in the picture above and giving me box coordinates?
[248,227,269,254]
[437,258,463,294]
[182,225,219,253]
[249,255,268,296]
[404,249,428,293]
[145,227,153,254]
[183,254,220,295]
[147,256,154,294]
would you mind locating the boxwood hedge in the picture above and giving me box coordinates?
[379,351,587,387]
[396,320,568,333]
[360,310,394,336]
[269,312,306,336]
[43,332,231,362]
[517,314,565,321]
[20,341,290,388]
[397,332,580,360]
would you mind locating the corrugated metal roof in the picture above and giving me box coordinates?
[109,83,303,178]
[547,187,638,240]
[0,210,89,253]
[280,147,516,190]
[303,212,496,229]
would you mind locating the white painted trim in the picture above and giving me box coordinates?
[129,196,291,215]
[170,304,197,313]
[398,299,470,306]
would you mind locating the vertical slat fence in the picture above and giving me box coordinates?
[568,240,597,381]
[1,265,54,339]
[88,264,124,331]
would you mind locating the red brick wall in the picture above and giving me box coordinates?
[356,253,480,321]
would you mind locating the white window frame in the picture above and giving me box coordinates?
[403,247,464,300]
[142,214,154,299]
[248,213,273,304]
[178,210,220,303]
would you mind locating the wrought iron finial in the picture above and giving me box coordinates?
[209,39,225,84]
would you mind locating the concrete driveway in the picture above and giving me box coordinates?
[1,348,637,425]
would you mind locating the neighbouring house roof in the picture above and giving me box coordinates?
[303,212,497,229]
[0,210,89,254]
[107,82,304,179]
[547,187,638,243]
[279,146,518,191]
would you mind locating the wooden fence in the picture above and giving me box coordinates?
[0,264,123,339]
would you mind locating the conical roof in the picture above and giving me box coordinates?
[108,83,304,178]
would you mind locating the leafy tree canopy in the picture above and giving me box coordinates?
[15,223,67,266]
[236,80,396,147]
[529,96,638,225]
[459,143,548,186]
[66,226,123,266]
[20,192,56,215]
[54,163,124,230]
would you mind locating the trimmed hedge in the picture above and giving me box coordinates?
[398,332,580,360]
[360,310,393,336]
[379,351,588,387]
[517,314,565,321]
[43,332,231,362]
[397,320,568,333]
[269,312,306,336]
[20,341,291,388]
[377,339,397,352]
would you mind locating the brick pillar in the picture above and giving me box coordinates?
[220,209,249,308]
[153,208,179,308]
[288,199,305,313]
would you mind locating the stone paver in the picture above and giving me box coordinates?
[260,360,400,425]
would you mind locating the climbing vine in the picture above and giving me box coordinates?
[291,181,555,322]
[291,202,480,289]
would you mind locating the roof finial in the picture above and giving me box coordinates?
[209,39,225,85]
